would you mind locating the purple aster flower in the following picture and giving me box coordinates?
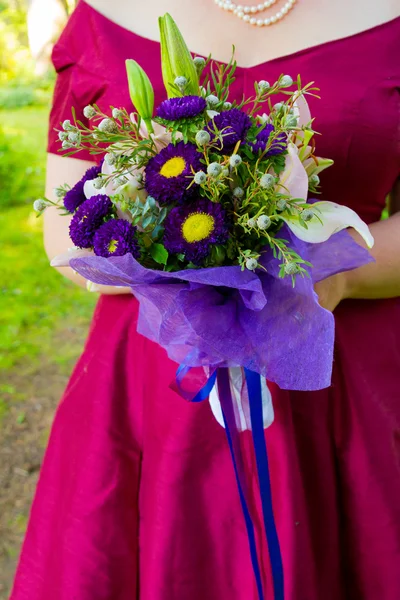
[156,96,207,121]
[93,219,140,258]
[249,123,287,156]
[69,194,113,248]
[144,141,202,205]
[164,197,229,265]
[207,108,252,153]
[63,164,102,213]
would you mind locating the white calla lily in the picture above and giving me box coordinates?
[282,201,375,248]
[83,160,115,199]
[138,119,174,150]
[134,114,180,150]
[83,154,147,219]
[277,142,308,200]
[292,92,312,129]
[83,178,107,199]
[279,143,374,248]
[50,247,94,267]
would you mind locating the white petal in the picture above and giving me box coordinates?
[50,248,94,267]
[116,178,148,206]
[277,142,308,201]
[292,93,312,128]
[207,109,220,119]
[208,367,274,431]
[283,201,374,248]
[83,179,107,199]
[136,117,175,150]
[257,113,270,125]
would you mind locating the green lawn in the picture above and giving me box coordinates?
[0,107,95,415]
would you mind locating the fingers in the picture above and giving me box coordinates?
[86,281,132,295]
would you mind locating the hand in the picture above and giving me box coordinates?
[314,272,349,312]
[86,281,132,295]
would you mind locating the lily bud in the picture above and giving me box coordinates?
[158,13,199,98]
[125,59,155,133]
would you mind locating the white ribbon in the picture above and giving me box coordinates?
[208,367,274,432]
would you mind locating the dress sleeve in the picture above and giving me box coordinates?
[47,40,107,162]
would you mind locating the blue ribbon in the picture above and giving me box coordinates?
[245,368,284,600]
[176,365,284,600]
[217,368,265,600]
[176,364,217,402]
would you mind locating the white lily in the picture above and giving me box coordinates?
[83,154,147,221]
[277,142,308,200]
[292,92,312,129]
[278,143,374,248]
[83,159,114,198]
[135,115,181,151]
[282,202,375,248]
[50,247,94,268]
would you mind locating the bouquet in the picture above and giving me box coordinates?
[36,14,373,600]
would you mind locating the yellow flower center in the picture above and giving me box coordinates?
[159,156,186,178]
[182,212,215,243]
[108,239,119,253]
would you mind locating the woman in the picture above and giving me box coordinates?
[11,0,400,598]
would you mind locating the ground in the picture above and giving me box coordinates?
[0,107,96,597]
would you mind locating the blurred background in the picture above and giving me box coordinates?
[0,1,96,596]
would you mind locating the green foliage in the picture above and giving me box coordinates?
[0,0,56,109]
[0,106,95,375]
[0,85,37,109]
[0,0,32,84]
[150,243,169,265]
[0,74,54,109]
[0,108,48,208]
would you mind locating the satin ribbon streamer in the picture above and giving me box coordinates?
[176,365,284,600]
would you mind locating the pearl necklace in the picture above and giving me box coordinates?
[214,0,297,26]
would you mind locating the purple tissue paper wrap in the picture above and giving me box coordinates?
[70,227,373,391]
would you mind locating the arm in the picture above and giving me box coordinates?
[344,212,400,301]
[315,205,400,311]
[44,153,130,294]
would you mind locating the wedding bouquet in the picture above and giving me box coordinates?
[36,14,373,600]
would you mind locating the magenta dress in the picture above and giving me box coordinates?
[11,4,400,599]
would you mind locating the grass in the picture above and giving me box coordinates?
[0,106,95,413]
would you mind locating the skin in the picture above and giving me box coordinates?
[45,0,400,308]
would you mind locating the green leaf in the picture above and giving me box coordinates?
[158,207,168,223]
[16,412,26,425]
[151,225,164,240]
[150,243,169,265]
[211,245,226,265]
[142,201,151,216]
[147,196,157,209]
[142,214,153,229]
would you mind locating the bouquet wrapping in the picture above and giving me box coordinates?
[69,226,371,391]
